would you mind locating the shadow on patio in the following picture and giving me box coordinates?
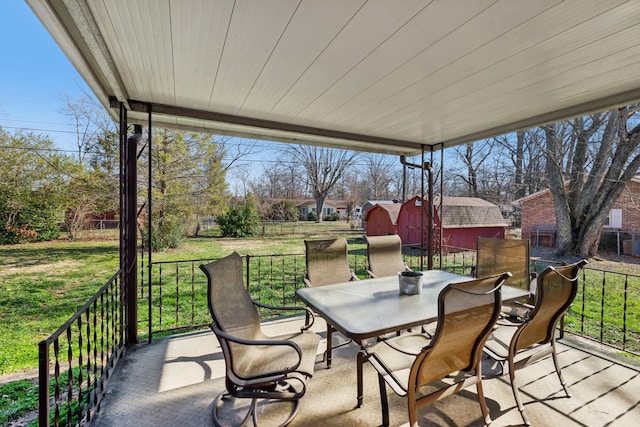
[92,317,640,427]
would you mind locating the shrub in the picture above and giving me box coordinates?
[267,201,298,221]
[323,213,340,221]
[0,197,60,245]
[139,217,185,251]
[306,211,317,222]
[217,195,260,237]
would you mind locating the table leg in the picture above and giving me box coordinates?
[325,324,332,368]
[356,349,368,407]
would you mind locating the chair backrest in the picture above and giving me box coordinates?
[200,252,261,340]
[513,259,588,351]
[413,273,510,386]
[476,237,531,290]
[304,238,354,286]
[365,234,406,278]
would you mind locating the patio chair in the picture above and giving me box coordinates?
[483,259,588,426]
[304,238,359,286]
[475,236,537,318]
[364,272,511,427]
[304,238,359,367]
[200,252,321,427]
[365,234,411,278]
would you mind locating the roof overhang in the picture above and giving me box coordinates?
[26,0,640,156]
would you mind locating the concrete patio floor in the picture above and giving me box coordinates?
[92,317,640,426]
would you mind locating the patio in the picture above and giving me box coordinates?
[92,317,640,427]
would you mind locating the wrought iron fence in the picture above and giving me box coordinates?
[38,270,125,427]
[141,246,484,338]
[143,250,639,357]
[36,247,640,426]
[568,265,640,354]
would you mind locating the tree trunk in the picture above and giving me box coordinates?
[545,107,640,258]
[314,194,325,223]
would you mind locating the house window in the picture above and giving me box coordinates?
[604,209,622,228]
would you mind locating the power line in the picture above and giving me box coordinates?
[0,124,77,135]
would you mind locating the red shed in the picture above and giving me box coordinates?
[397,196,434,246]
[364,203,401,236]
[438,196,507,251]
[396,196,507,251]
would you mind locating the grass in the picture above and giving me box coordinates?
[0,378,38,426]
[0,241,120,375]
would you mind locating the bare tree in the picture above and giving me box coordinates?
[361,154,397,200]
[454,140,495,197]
[333,169,361,222]
[62,94,115,164]
[287,145,358,222]
[545,107,640,257]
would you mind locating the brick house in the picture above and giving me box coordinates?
[517,177,640,248]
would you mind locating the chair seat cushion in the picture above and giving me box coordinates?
[279,330,322,377]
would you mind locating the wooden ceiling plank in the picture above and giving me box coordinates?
[320,0,560,129]
[208,0,300,114]
[343,0,637,138]
[266,0,429,120]
[239,0,368,119]
[171,0,233,111]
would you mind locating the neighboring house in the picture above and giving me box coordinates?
[363,203,402,236]
[367,196,507,251]
[517,176,640,248]
[256,198,350,220]
[295,199,348,219]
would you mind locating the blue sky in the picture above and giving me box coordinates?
[0,1,96,151]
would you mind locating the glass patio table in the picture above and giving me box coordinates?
[295,270,529,407]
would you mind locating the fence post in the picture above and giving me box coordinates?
[38,340,50,427]
[245,255,251,291]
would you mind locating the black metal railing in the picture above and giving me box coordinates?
[36,247,640,426]
[141,246,480,338]
[143,250,639,357]
[569,266,640,354]
[38,270,125,427]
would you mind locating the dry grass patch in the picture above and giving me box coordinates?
[0,260,82,278]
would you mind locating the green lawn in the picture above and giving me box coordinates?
[0,241,121,375]
[0,221,359,376]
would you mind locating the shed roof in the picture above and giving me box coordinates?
[436,196,507,228]
[26,1,640,155]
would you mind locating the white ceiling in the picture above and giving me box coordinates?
[26,0,640,156]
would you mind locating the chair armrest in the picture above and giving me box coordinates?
[350,270,360,281]
[366,268,377,279]
[303,276,312,287]
[252,300,316,330]
[211,324,302,378]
